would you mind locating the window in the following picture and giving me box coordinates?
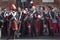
[2,0,8,1]
[42,0,54,2]
[21,0,26,2]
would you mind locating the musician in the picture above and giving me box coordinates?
[43,6,52,36]
[52,7,59,33]
[58,12,60,32]
[21,10,28,37]
[24,8,32,36]
[51,7,58,36]
[2,9,9,37]
[47,6,54,36]
[25,8,29,13]
[16,7,23,37]
[38,6,45,36]
[3,10,11,38]
[0,7,4,37]
[4,4,18,38]
[30,6,41,37]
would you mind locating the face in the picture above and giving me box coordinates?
[31,6,36,11]
[18,7,21,12]
[39,7,43,10]
[23,10,27,14]
[25,8,28,12]
[45,7,49,11]
[54,7,57,10]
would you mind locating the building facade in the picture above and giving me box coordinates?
[0,0,60,9]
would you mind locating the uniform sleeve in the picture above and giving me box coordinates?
[0,12,4,20]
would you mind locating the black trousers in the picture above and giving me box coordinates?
[44,19,51,35]
[40,20,44,35]
[2,20,9,37]
[31,20,37,37]
[21,21,28,37]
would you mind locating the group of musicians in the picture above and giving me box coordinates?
[0,3,60,38]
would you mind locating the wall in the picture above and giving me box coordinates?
[0,0,15,9]
[0,0,60,9]
[33,0,60,9]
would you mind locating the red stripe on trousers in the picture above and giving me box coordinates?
[35,19,40,36]
[58,21,60,31]
[48,19,52,29]
[53,23,57,33]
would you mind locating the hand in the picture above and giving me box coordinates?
[30,15,33,18]
[30,14,33,18]
[0,20,4,22]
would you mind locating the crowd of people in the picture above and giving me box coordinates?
[0,4,60,38]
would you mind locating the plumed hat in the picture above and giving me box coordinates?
[10,4,16,10]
